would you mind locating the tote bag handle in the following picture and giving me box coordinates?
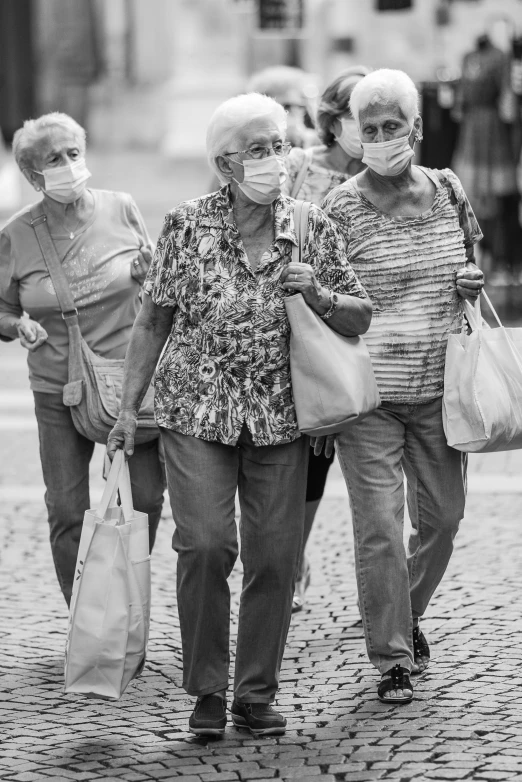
[464,291,522,372]
[98,450,135,521]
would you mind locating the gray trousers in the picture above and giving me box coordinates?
[161,425,308,702]
[336,398,467,674]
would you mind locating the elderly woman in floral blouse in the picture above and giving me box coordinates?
[107,93,371,737]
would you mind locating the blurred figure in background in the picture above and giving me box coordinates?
[247,65,319,149]
[283,65,369,613]
[452,33,521,284]
[43,0,105,133]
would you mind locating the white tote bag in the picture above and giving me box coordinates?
[443,291,522,453]
[64,450,151,699]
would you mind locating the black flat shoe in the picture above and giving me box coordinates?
[412,626,430,674]
[189,694,227,736]
[378,664,413,704]
[231,700,286,736]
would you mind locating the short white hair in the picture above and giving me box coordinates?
[206,93,287,185]
[349,69,420,127]
[12,112,86,171]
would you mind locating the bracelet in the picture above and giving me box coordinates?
[319,291,339,320]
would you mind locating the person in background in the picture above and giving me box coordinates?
[321,69,484,704]
[283,65,369,613]
[247,65,319,149]
[106,92,371,738]
[452,33,520,284]
[0,112,165,606]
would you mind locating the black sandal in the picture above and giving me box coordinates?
[412,626,430,674]
[378,664,413,704]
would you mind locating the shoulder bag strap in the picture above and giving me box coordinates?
[30,203,78,319]
[30,203,84,382]
[290,148,313,199]
[292,200,312,265]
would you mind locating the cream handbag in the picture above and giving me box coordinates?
[285,201,380,436]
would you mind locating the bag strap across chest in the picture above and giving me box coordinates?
[30,203,81,328]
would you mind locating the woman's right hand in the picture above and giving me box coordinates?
[17,319,48,351]
[106,409,138,461]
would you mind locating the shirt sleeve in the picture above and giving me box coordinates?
[305,204,367,299]
[441,168,483,248]
[125,195,154,254]
[142,210,180,308]
[0,229,22,342]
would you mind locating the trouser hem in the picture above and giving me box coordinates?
[185,680,229,698]
[233,696,275,704]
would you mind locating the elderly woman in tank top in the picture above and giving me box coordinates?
[320,69,484,705]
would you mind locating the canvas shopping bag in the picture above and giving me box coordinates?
[285,200,380,436]
[443,291,522,453]
[64,450,151,699]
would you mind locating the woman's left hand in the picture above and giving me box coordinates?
[281,262,328,313]
[131,245,153,286]
[456,266,484,302]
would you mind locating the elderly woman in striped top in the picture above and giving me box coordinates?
[321,69,484,704]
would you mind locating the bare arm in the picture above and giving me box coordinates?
[106,293,175,459]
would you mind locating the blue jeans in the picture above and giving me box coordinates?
[34,392,165,606]
[160,425,308,703]
[336,397,467,674]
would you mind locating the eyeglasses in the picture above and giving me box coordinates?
[224,141,292,160]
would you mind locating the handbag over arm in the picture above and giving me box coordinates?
[285,200,380,436]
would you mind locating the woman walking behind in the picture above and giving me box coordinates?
[321,69,484,704]
[0,112,165,606]
[107,93,371,737]
[283,65,369,613]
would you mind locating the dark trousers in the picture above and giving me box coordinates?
[34,392,165,605]
[161,425,308,703]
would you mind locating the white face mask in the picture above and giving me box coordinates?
[233,155,287,205]
[361,129,415,177]
[36,158,91,203]
[334,117,363,160]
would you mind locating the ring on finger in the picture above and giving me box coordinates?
[133,259,140,267]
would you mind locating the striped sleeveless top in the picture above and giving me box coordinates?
[322,167,482,404]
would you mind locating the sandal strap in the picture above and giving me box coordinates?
[378,664,412,698]
[413,627,430,659]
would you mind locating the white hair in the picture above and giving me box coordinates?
[206,93,287,185]
[12,112,86,171]
[349,69,420,127]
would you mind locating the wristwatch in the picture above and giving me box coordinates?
[320,291,339,320]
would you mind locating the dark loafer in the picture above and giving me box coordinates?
[231,700,286,736]
[378,664,413,704]
[189,694,227,736]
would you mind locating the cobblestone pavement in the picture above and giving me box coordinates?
[2,153,522,781]
[1,446,522,781]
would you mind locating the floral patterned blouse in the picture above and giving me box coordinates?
[143,185,367,446]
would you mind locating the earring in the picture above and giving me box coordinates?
[34,185,41,191]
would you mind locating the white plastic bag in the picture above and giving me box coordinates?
[64,450,151,699]
[443,291,522,453]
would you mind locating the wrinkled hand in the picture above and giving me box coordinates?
[456,266,484,302]
[310,434,336,458]
[130,245,153,286]
[17,319,48,352]
[107,409,138,460]
[281,262,329,313]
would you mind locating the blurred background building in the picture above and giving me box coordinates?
[1,0,522,313]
